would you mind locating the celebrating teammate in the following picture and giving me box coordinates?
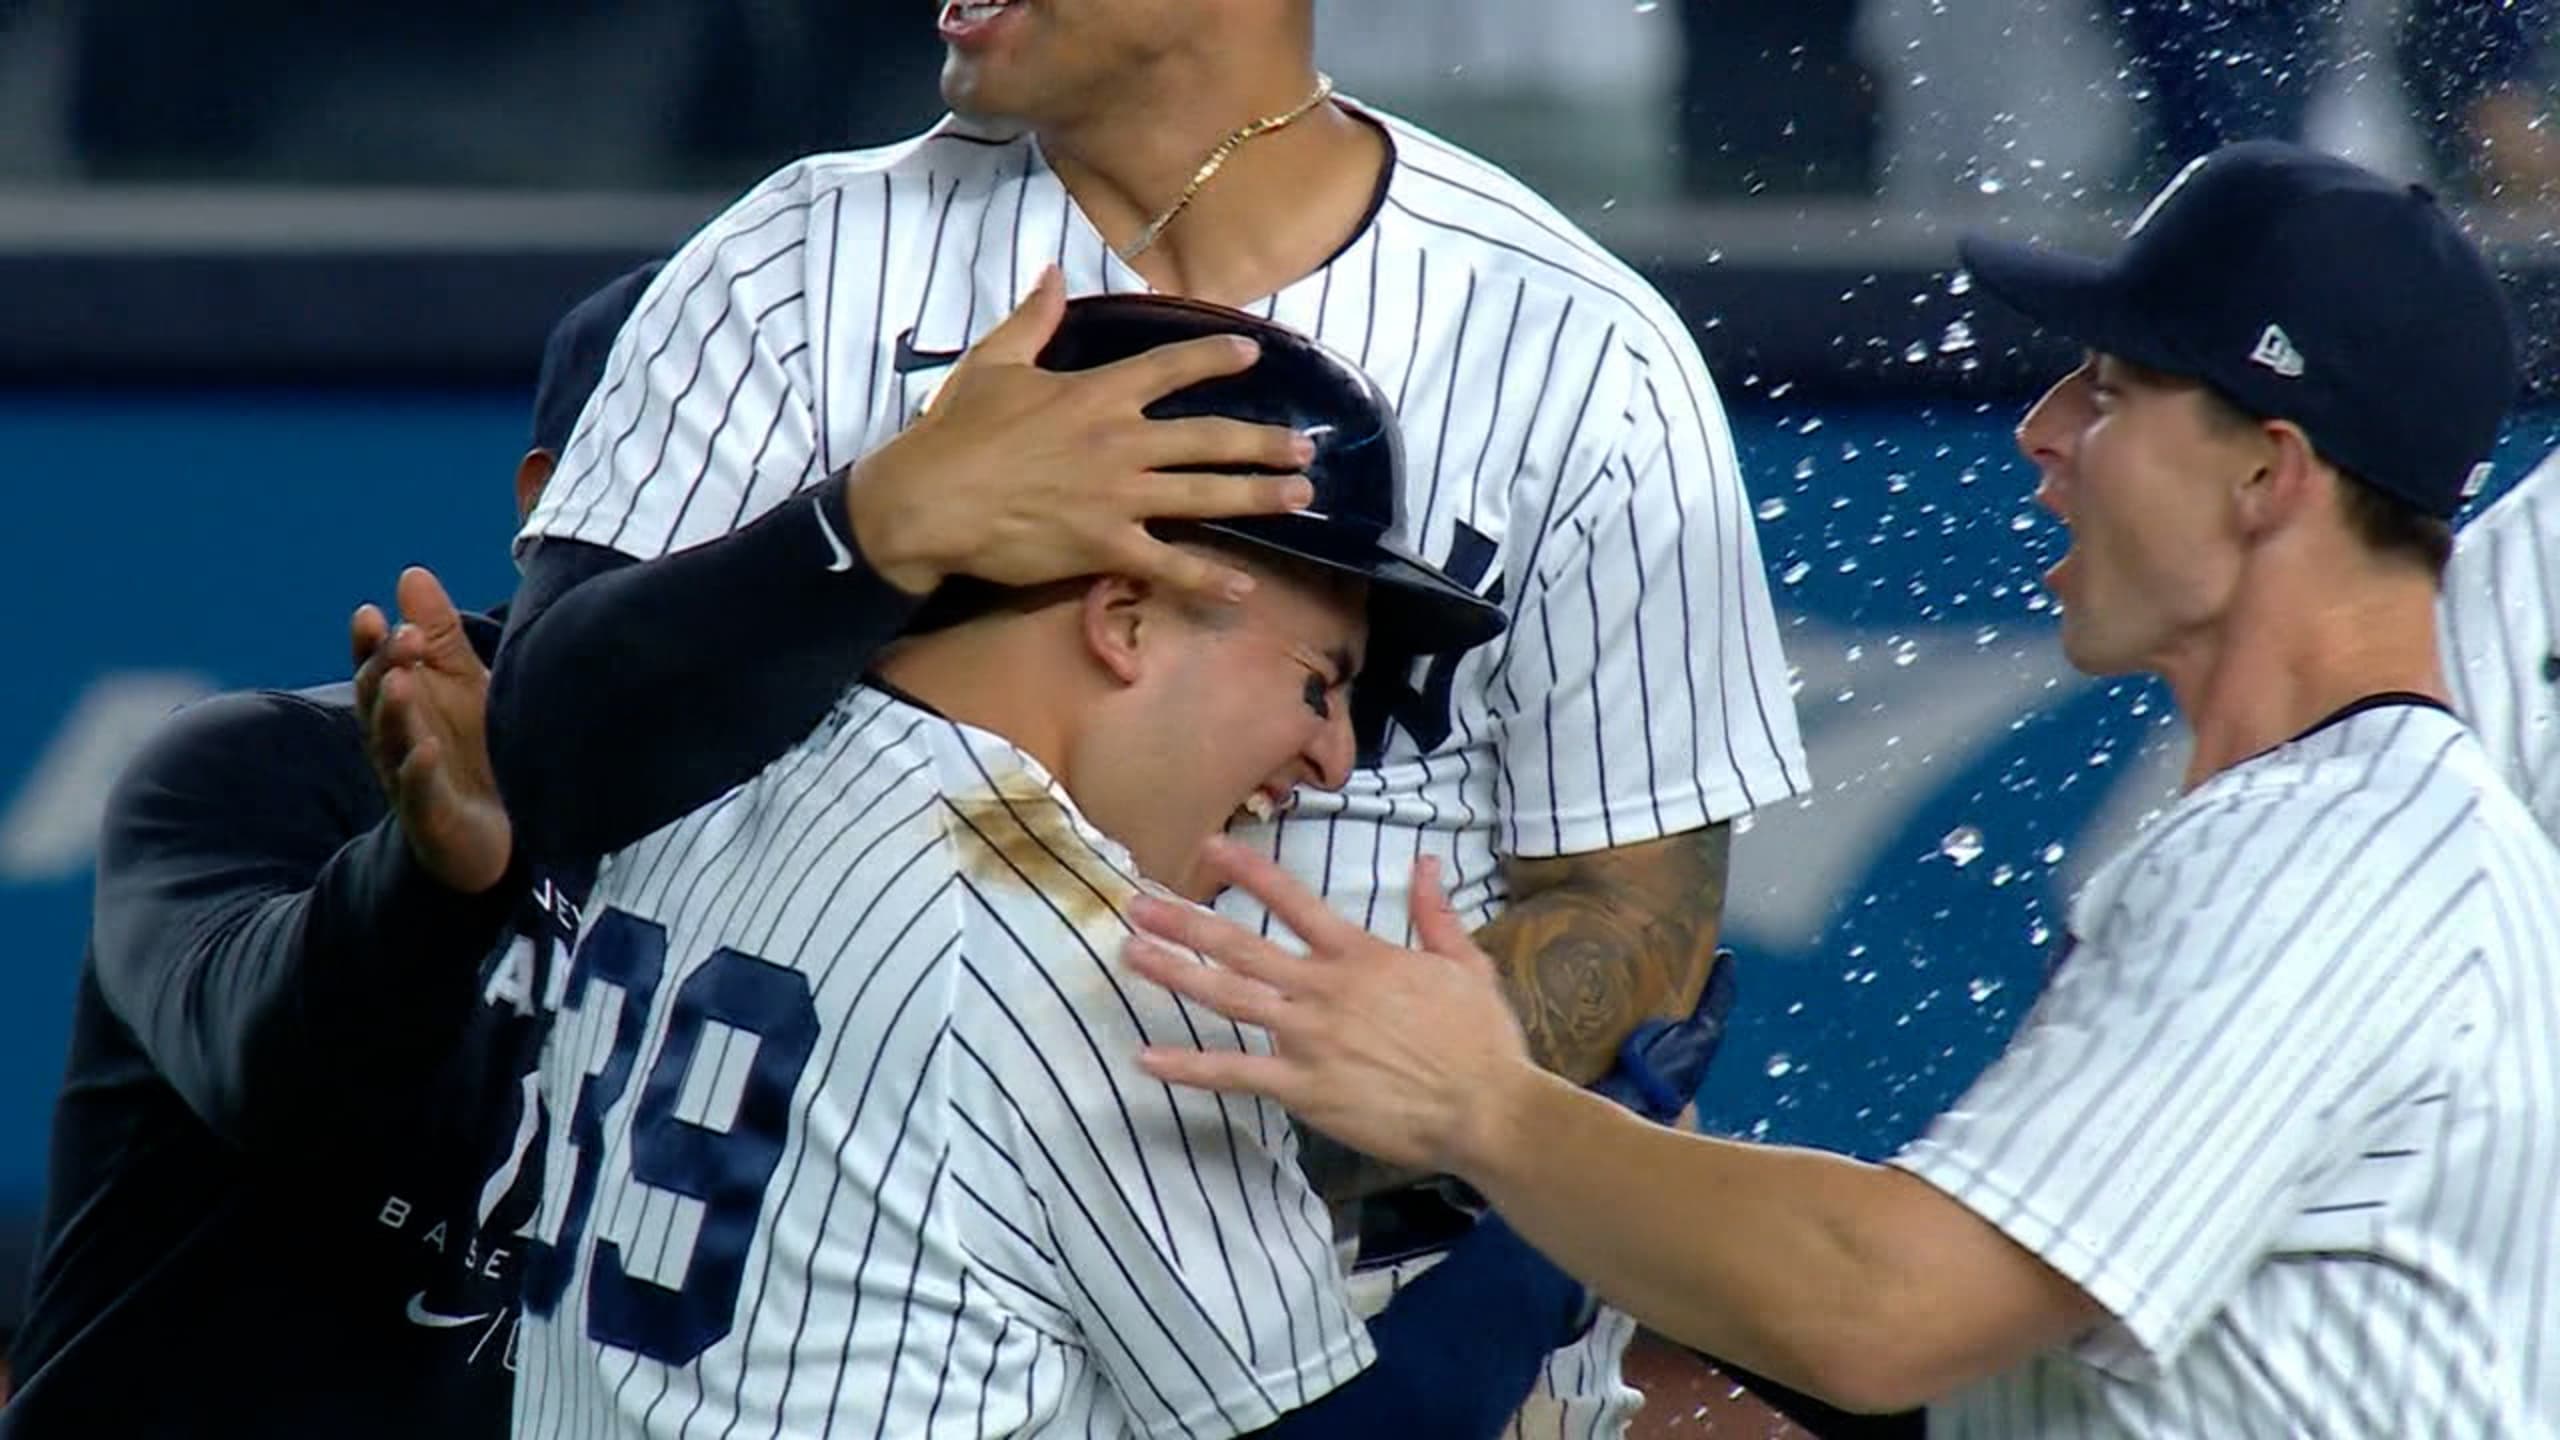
[2442,446,2560,832]
[509,297,1691,1438]
[0,265,663,1439]
[1124,141,2560,1434]
[490,4,1805,1428]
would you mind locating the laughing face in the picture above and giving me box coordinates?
[937,0,1192,127]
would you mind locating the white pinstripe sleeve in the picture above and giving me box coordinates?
[1892,755,2481,1376]
[2442,453,2560,835]
[518,160,830,563]
[969,917,1374,1439]
[1492,334,1809,859]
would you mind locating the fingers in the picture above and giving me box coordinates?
[1122,934,1291,1029]
[1130,469,1316,521]
[1194,837,1366,955]
[351,603,390,671]
[1134,417,1316,476]
[965,266,1067,367]
[1124,889,1322,995]
[1134,1043,1296,1101]
[1408,855,1476,961]
[1112,534,1259,604]
[1103,332,1263,405]
[395,567,473,665]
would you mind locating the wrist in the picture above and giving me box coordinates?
[840,453,945,597]
[1447,1057,1568,1191]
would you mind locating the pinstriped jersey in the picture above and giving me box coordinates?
[1895,702,2560,1438]
[516,101,1807,1439]
[514,688,1370,1439]
[516,102,1809,946]
[2443,450,2560,834]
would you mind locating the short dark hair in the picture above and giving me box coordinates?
[2181,373,2454,583]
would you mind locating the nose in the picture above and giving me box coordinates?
[1305,704,1356,791]
[2015,365,2087,517]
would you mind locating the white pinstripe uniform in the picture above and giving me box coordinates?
[515,689,1370,1438]
[520,102,1807,1436]
[2443,449,2560,834]
[1894,700,2560,1437]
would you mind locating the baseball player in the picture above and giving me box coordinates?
[0,265,665,1439]
[512,297,1727,1438]
[1125,141,2560,1436]
[2442,445,2560,832]
[491,5,1806,1429]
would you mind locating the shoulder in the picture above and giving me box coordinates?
[2446,448,2560,622]
[737,120,1037,224]
[99,685,369,854]
[114,686,356,795]
[1369,104,1714,396]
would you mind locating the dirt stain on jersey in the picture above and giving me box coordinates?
[943,776,1137,934]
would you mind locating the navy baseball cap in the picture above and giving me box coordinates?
[531,260,664,456]
[1959,141,2520,519]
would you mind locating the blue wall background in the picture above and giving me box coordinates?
[3,390,2553,1228]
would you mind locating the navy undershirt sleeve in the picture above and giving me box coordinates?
[489,475,923,864]
[1249,1213,1587,1438]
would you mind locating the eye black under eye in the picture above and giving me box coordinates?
[1301,673,1332,720]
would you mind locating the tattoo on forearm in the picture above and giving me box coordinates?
[1478,824,1732,1085]
[1299,825,1734,1206]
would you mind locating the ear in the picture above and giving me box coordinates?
[1079,574,1155,685]
[2236,419,2318,540]
[515,450,558,523]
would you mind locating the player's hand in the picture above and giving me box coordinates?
[845,266,1317,602]
[1121,842,1531,1176]
[351,567,514,895]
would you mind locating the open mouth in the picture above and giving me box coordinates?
[939,0,1024,42]
[1233,785,1292,826]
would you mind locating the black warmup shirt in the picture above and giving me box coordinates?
[3,616,585,1438]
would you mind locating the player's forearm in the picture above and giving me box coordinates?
[1456,1068,1959,1414]
[490,476,922,862]
[1480,825,1730,1085]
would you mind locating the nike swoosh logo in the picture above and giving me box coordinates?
[406,1292,493,1329]
[813,496,855,573]
[893,328,964,374]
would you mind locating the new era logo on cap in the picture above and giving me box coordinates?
[2249,324,2306,378]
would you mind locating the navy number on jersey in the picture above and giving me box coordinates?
[524,908,819,1365]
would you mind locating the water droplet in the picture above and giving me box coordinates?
[1989,863,2016,888]
[1765,1053,1796,1078]
[1976,175,2006,196]
[2040,841,2066,865]
[1757,496,1789,521]
[1947,270,1974,296]
[1780,560,1812,586]
[1938,825,1985,867]
[1892,642,1920,667]
[1902,339,1932,364]
[2028,921,2052,946]
[1793,456,1817,481]
[1967,976,2004,1004]
[1798,417,1826,436]
[1633,0,1659,12]
[2009,512,2037,532]
[1937,320,1977,354]
[2087,749,2114,767]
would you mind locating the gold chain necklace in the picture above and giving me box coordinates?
[1118,73,1337,262]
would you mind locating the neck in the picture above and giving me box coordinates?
[1038,64,1385,305]
[2159,565,2447,787]
[876,622,1078,782]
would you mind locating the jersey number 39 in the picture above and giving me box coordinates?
[522,908,821,1365]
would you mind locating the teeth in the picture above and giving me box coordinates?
[1239,792,1278,823]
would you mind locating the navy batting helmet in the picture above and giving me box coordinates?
[1038,294,1505,656]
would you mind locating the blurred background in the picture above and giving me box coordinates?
[6,0,2560,1352]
